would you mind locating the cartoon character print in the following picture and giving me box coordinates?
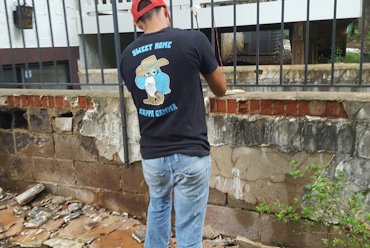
[135,55,171,106]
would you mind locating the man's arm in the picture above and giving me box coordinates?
[204,66,227,97]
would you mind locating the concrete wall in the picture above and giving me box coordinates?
[0,0,79,49]
[1,89,370,247]
[0,89,146,218]
[81,64,370,90]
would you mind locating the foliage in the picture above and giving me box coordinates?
[318,48,360,64]
[256,160,370,248]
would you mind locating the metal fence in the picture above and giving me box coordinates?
[0,0,369,89]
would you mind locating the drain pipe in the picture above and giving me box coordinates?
[112,0,129,167]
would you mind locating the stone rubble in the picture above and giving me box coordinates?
[0,185,279,248]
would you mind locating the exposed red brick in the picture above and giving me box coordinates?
[7,96,14,107]
[260,100,272,115]
[48,96,55,108]
[33,96,41,108]
[27,96,35,107]
[227,99,237,114]
[63,100,71,110]
[285,101,298,116]
[325,101,340,117]
[13,96,21,107]
[273,100,285,116]
[297,101,310,116]
[249,100,261,114]
[238,101,249,114]
[79,96,87,109]
[209,98,216,113]
[87,100,94,109]
[217,99,227,113]
[20,95,28,107]
[325,101,348,119]
[334,102,349,119]
[308,101,326,116]
[40,96,48,107]
[55,97,63,109]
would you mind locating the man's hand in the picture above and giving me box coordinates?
[204,67,227,97]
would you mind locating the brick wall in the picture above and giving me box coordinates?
[6,95,94,110]
[210,98,348,118]
[1,89,370,248]
[204,91,370,247]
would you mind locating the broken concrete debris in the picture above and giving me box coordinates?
[84,215,102,231]
[25,207,53,228]
[0,187,148,247]
[0,187,281,248]
[67,202,82,213]
[132,229,146,243]
[63,211,82,223]
[15,184,45,205]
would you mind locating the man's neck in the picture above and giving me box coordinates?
[142,19,170,34]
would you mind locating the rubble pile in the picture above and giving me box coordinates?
[0,185,145,248]
[0,185,280,248]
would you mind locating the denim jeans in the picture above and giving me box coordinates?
[142,154,211,248]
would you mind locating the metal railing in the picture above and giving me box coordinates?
[0,0,368,88]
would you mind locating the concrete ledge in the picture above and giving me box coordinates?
[1,88,370,103]
[221,91,370,102]
[0,89,125,98]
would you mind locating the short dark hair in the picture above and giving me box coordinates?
[137,0,162,23]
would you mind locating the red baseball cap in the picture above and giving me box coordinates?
[132,0,167,23]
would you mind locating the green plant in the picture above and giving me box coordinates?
[256,161,370,248]
[318,48,360,64]
[342,52,361,63]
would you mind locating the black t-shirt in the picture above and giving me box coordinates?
[120,27,218,159]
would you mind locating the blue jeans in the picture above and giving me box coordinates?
[142,154,211,248]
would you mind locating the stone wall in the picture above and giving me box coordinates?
[205,91,370,247]
[1,89,370,247]
[0,89,147,218]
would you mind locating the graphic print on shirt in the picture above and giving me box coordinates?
[135,55,171,106]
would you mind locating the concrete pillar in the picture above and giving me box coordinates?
[221,32,245,64]
[359,0,370,55]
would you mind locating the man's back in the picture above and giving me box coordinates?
[120,27,218,159]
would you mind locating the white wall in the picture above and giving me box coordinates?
[79,0,363,34]
[0,0,79,49]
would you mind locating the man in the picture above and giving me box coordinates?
[119,0,226,247]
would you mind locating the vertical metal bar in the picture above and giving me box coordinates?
[77,0,89,84]
[94,0,105,84]
[359,0,366,85]
[304,0,310,85]
[233,0,237,85]
[170,0,173,27]
[190,0,193,30]
[256,0,260,85]
[31,0,44,83]
[279,0,285,85]
[134,24,138,40]
[0,61,4,83]
[112,0,129,167]
[17,0,29,88]
[62,0,74,84]
[46,0,59,83]
[211,0,215,49]
[330,0,337,86]
[4,0,18,84]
